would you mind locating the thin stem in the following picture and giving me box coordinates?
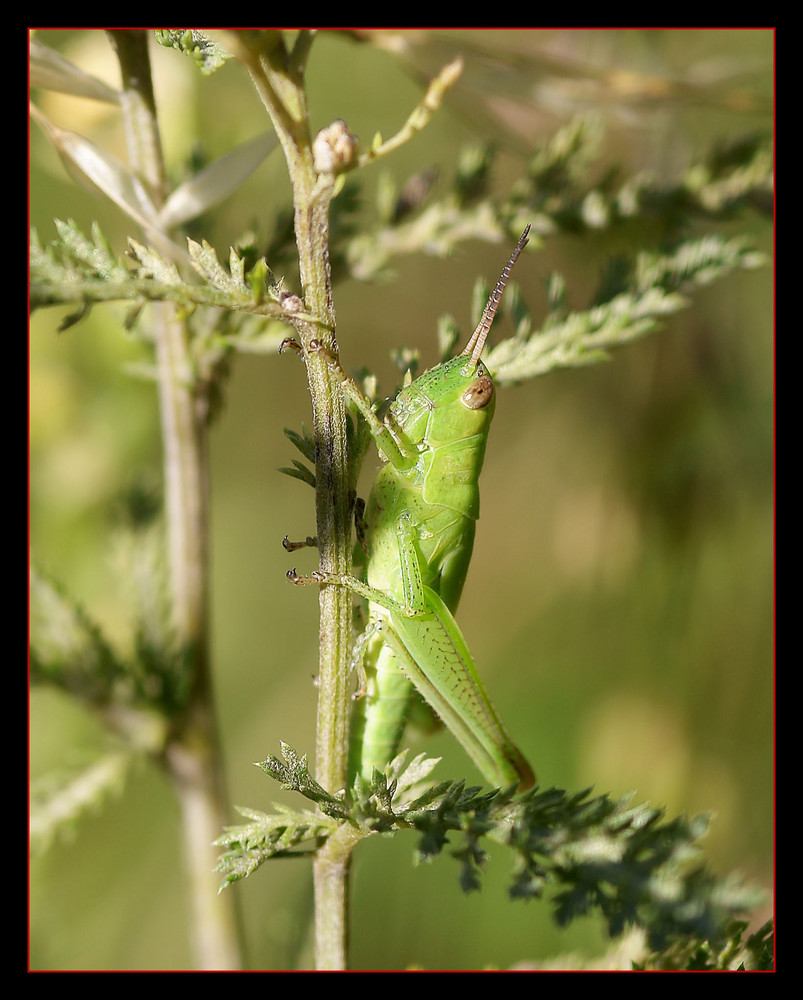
[231,30,356,970]
[107,30,244,971]
[356,56,463,168]
[237,32,353,799]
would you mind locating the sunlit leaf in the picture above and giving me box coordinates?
[29,36,120,103]
[157,132,278,230]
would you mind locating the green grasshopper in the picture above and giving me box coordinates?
[290,227,534,792]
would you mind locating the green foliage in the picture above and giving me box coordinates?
[216,745,768,968]
[30,222,294,330]
[29,119,771,460]
[29,751,137,854]
[30,121,772,356]
[30,567,129,706]
[29,29,772,969]
[484,233,765,386]
[29,489,185,850]
[154,29,232,75]
[635,918,773,971]
[30,485,192,719]
[279,426,317,488]
[345,123,771,282]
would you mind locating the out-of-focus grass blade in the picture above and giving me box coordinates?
[31,104,159,222]
[29,36,121,104]
[32,94,277,257]
[157,131,278,230]
[30,104,188,262]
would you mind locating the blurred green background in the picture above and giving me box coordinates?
[29,29,773,970]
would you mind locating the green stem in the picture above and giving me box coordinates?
[107,30,245,971]
[232,30,356,970]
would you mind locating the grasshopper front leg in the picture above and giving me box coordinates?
[306,340,416,472]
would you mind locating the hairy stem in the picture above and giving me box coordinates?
[231,30,356,970]
[107,30,245,971]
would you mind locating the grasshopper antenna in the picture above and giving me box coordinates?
[462,224,530,365]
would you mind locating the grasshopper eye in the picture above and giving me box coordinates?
[461,374,494,410]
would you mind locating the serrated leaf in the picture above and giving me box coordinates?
[484,234,767,386]
[52,218,128,282]
[283,425,316,463]
[245,257,271,302]
[29,566,126,703]
[214,804,336,890]
[155,29,232,75]
[214,795,341,890]
[128,238,183,285]
[29,751,135,853]
[186,238,236,291]
[279,461,316,488]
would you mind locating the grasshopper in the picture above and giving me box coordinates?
[290,227,534,792]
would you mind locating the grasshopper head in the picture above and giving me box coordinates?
[392,226,530,443]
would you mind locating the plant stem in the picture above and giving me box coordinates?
[107,30,245,970]
[231,30,356,969]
